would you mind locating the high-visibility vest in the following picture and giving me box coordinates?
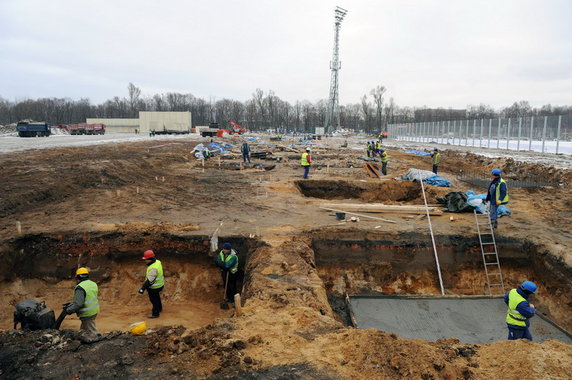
[146,260,165,289]
[375,142,381,150]
[381,152,389,163]
[496,178,509,204]
[75,280,100,318]
[506,288,527,327]
[432,152,441,165]
[300,152,310,166]
[218,251,239,274]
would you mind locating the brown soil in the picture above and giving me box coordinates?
[0,135,571,379]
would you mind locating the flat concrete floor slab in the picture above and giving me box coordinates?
[349,296,572,344]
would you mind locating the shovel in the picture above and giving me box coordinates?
[220,272,230,310]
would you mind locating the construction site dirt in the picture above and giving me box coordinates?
[0,134,571,379]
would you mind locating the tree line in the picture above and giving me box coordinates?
[1,83,570,132]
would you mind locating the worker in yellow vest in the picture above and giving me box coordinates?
[504,281,537,340]
[431,148,441,174]
[485,168,509,229]
[65,267,100,338]
[300,147,312,179]
[138,250,165,318]
[379,149,389,175]
[216,242,239,303]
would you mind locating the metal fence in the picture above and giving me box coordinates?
[388,114,572,155]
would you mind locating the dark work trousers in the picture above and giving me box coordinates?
[432,164,439,174]
[242,152,251,163]
[507,325,532,341]
[382,162,388,175]
[221,270,238,302]
[303,165,310,179]
[147,286,163,316]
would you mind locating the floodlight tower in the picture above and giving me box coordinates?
[324,6,348,133]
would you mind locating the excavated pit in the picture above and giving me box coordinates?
[0,232,259,332]
[310,231,572,340]
[296,179,422,203]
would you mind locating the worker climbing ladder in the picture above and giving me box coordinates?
[474,209,505,295]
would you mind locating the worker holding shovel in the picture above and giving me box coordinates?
[216,242,239,308]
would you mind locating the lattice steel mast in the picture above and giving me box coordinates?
[324,6,348,132]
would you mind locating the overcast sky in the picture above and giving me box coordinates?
[1,0,570,109]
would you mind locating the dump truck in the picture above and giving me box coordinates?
[16,121,51,137]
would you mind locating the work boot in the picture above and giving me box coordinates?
[493,220,498,229]
[148,314,159,319]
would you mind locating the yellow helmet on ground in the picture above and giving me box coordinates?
[76,267,89,275]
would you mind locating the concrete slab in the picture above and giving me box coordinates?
[349,295,572,344]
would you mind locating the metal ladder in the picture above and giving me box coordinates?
[474,209,505,295]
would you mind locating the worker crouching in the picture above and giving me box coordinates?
[216,242,239,304]
[65,267,100,339]
[138,250,165,318]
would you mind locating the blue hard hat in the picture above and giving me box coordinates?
[491,168,501,176]
[223,242,232,250]
[520,281,537,294]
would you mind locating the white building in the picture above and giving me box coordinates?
[87,111,192,133]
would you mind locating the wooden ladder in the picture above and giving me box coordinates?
[474,209,506,295]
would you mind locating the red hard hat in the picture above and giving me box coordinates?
[142,250,155,260]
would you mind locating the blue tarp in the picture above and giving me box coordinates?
[423,175,451,187]
[404,149,431,157]
[207,142,232,154]
[466,190,511,216]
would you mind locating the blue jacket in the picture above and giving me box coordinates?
[485,177,507,203]
[504,286,536,328]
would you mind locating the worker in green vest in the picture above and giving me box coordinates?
[504,281,537,340]
[138,250,165,318]
[216,242,239,303]
[65,267,100,338]
[431,148,441,174]
[300,147,312,179]
[380,149,389,175]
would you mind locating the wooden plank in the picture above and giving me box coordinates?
[364,163,381,178]
[322,203,443,215]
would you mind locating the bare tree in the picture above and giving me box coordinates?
[370,85,386,130]
[127,83,141,117]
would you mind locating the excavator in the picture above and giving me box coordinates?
[229,121,246,135]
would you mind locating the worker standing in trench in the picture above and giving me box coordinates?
[504,281,537,340]
[138,250,165,318]
[216,242,239,304]
[485,168,509,229]
[65,267,100,340]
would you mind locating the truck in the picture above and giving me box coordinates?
[67,123,106,135]
[16,121,51,137]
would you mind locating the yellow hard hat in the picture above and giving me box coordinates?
[76,267,89,275]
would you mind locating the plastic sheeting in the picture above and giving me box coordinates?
[466,190,511,216]
[404,149,431,157]
[398,168,451,187]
